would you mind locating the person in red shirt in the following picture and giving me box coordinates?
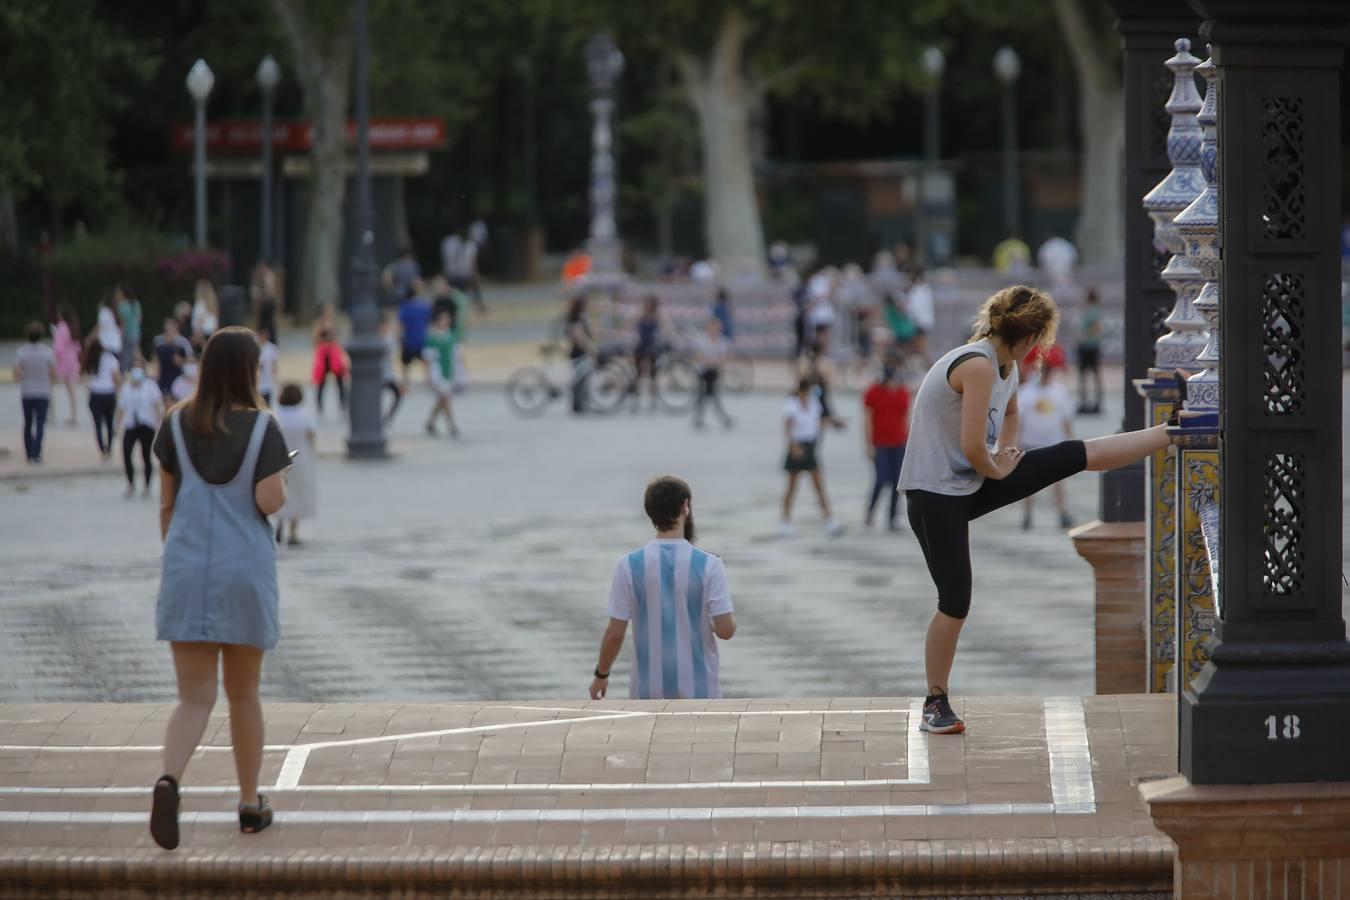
[863,361,912,530]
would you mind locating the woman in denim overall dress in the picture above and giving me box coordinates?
[148,327,292,849]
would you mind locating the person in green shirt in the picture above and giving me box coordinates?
[114,283,143,372]
[421,309,459,437]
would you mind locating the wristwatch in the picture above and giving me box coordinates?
[594,668,609,679]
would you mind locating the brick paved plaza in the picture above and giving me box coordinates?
[0,695,1178,896]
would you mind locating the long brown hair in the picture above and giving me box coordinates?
[182,327,263,436]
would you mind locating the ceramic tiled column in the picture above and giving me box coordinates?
[1167,51,1221,692]
[1135,38,1207,693]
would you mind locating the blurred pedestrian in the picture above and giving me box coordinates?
[444,227,484,313]
[173,302,194,342]
[1017,356,1075,530]
[115,284,143,371]
[83,336,121,460]
[256,327,279,407]
[565,295,596,415]
[273,383,317,546]
[779,377,845,538]
[51,305,82,425]
[154,318,195,399]
[863,361,911,531]
[1075,288,1104,414]
[589,476,736,700]
[906,268,936,363]
[310,315,348,417]
[711,288,735,341]
[116,361,163,498]
[14,322,56,464]
[422,308,459,437]
[397,289,431,384]
[191,280,219,352]
[149,327,290,850]
[250,261,279,338]
[628,295,664,412]
[382,246,421,303]
[1037,236,1078,288]
[378,312,403,426]
[171,361,199,403]
[96,294,123,363]
[692,318,734,431]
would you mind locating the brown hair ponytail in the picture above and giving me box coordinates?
[971,284,1059,354]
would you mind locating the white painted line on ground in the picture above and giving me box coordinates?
[0,707,919,755]
[269,711,648,790]
[1044,696,1095,814]
[0,800,1079,827]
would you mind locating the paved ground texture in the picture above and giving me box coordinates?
[0,695,1177,897]
[0,365,1134,704]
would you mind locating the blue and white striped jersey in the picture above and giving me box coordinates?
[607,539,733,700]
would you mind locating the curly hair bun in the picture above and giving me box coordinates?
[972,284,1060,352]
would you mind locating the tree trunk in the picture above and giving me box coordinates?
[1074,85,1125,266]
[1052,0,1125,265]
[272,0,353,321]
[676,10,766,277]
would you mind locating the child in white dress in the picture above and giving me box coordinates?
[273,383,318,546]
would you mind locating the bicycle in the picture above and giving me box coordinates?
[505,344,627,417]
[603,341,702,413]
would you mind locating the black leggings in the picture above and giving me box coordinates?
[89,392,116,454]
[906,440,1086,620]
[316,372,347,414]
[123,424,155,487]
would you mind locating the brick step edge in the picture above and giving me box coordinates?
[0,837,1173,898]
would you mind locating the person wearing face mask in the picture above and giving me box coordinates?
[116,361,165,497]
[589,476,737,701]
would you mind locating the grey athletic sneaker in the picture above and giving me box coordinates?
[920,692,965,734]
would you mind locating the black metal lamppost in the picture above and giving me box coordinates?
[992,46,1022,238]
[256,55,281,264]
[186,59,215,249]
[344,0,387,459]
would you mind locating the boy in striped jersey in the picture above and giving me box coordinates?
[590,477,737,700]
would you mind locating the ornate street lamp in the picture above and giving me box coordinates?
[344,0,387,459]
[992,46,1022,237]
[584,33,624,286]
[256,55,281,264]
[186,59,215,249]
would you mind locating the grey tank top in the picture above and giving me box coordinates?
[898,338,1019,496]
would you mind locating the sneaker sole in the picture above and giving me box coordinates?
[919,720,966,735]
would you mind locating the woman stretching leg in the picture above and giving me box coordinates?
[899,285,1179,735]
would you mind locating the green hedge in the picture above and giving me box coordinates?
[0,235,230,353]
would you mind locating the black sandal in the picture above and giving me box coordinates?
[149,774,181,850]
[239,794,273,834]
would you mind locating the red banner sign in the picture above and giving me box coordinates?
[170,116,446,154]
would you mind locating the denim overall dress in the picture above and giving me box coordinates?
[156,410,280,650]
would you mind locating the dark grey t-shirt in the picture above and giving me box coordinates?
[153,409,290,486]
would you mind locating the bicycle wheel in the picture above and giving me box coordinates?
[588,362,629,415]
[656,358,700,412]
[723,354,754,394]
[505,366,558,417]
